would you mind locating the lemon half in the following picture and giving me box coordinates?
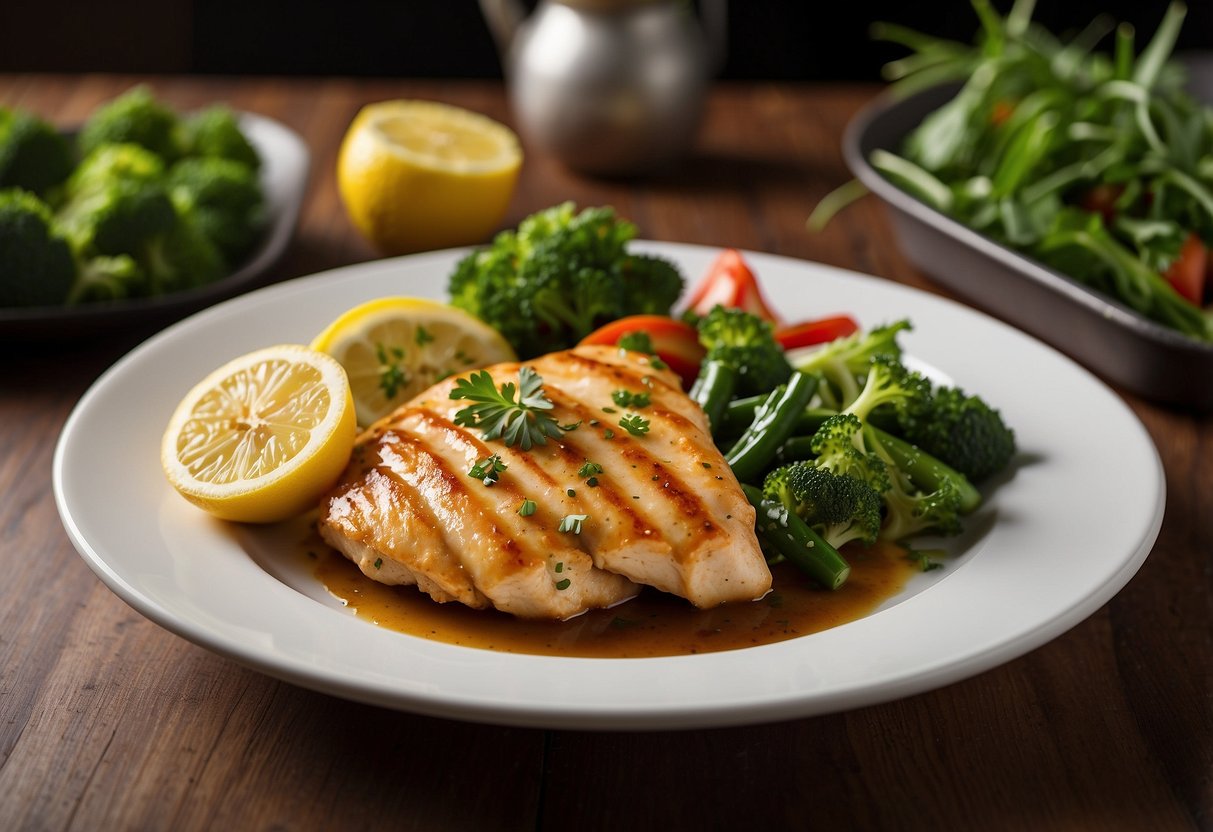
[310,296,516,427]
[337,100,522,254]
[161,345,357,523]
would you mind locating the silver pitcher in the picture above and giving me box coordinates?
[480,0,727,176]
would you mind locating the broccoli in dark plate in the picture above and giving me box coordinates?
[67,143,166,196]
[167,157,263,263]
[140,211,226,294]
[182,106,260,170]
[0,109,73,196]
[448,203,684,358]
[57,178,177,258]
[695,305,792,396]
[78,86,183,162]
[68,254,147,304]
[0,189,76,307]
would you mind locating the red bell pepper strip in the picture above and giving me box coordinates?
[579,315,706,389]
[774,315,860,350]
[685,249,780,323]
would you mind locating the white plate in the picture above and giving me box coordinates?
[53,243,1165,730]
[0,111,309,339]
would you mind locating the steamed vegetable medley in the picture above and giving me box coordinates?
[0,87,263,308]
[835,1,1213,341]
[449,204,1016,590]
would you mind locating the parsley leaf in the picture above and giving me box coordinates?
[619,414,651,436]
[577,460,604,479]
[611,389,651,409]
[558,514,588,534]
[450,367,564,450]
[468,454,508,486]
[518,498,537,516]
[617,331,655,353]
[376,342,409,399]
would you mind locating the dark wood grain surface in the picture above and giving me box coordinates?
[2,75,1210,832]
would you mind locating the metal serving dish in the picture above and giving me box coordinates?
[844,84,1213,411]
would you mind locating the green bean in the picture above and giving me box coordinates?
[724,371,818,483]
[742,484,851,590]
[866,424,982,513]
[688,359,737,436]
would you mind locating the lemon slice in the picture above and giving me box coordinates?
[337,100,522,255]
[310,296,516,427]
[161,345,357,523]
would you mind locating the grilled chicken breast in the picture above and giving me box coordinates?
[319,344,771,620]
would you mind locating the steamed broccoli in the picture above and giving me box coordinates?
[763,462,883,550]
[793,319,911,409]
[66,143,166,197]
[0,109,73,195]
[167,157,263,262]
[808,413,892,495]
[448,203,684,358]
[182,106,260,169]
[892,386,1016,482]
[67,254,146,304]
[695,305,792,396]
[78,86,183,162]
[0,189,76,307]
[57,178,177,258]
[141,210,226,294]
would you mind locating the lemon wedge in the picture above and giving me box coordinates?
[310,296,516,427]
[161,345,357,523]
[337,100,522,254]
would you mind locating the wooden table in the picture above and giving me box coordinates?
[2,75,1210,831]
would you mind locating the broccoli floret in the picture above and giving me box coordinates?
[894,386,1016,482]
[696,305,792,396]
[879,474,963,543]
[167,157,263,262]
[794,319,911,409]
[764,462,883,550]
[0,189,76,307]
[66,143,166,197]
[182,106,260,170]
[0,109,73,195]
[448,203,684,358]
[809,413,892,494]
[78,86,183,162]
[140,210,226,294]
[67,254,146,304]
[844,353,933,425]
[57,178,177,258]
[619,254,684,315]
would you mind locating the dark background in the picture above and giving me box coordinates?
[0,1,1208,79]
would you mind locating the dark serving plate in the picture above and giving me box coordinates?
[0,112,310,341]
[844,84,1213,411]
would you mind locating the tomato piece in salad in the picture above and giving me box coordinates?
[774,315,860,350]
[1163,233,1208,306]
[579,315,706,389]
[685,249,780,323]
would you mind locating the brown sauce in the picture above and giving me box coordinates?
[310,541,917,658]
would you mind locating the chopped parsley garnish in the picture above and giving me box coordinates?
[578,460,604,479]
[450,367,563,450]
[415,325,434,346]
[602,406,617,414]
[558,514,588,534]
[373,557,383,569]
[611,389,651,409]
[619,414,651,436]
[555,562,564,573]
[375,342,409,399]
[559,421,582,432]
[518,498,537,516]
[617,331,654,353]
[603,429,615,440]
[555,578,571,591]
[468,454,508,486]
[586,477,599,487]
[648,356,668,370]
[567,488,576,497]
